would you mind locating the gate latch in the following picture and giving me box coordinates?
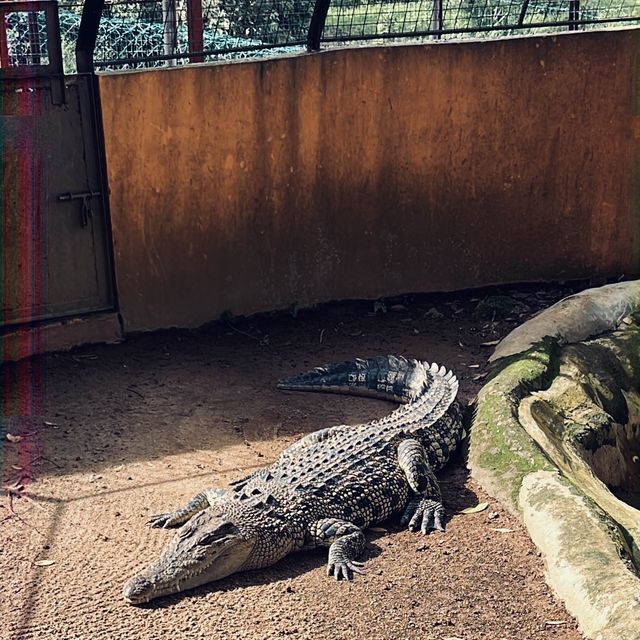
[58,190,101,228]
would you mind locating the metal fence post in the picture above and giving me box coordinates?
[569,0,580,29]
[431,0,443,38]
[187,0,204,63]
[517,0,530,26]
[76,0,104,73]
[162,0,177,66]
[307,0,331,51]
[0,13,10,67]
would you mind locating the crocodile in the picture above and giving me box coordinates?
[123,355,464,604]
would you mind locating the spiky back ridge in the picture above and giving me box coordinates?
[276,355,460,461]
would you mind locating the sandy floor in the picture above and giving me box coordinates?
[1,287,586,640]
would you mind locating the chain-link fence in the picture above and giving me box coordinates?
[57,0,310,71]
[322,0,638,42]
[1,0,638,73]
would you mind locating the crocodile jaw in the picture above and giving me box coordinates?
[123,512,256,604]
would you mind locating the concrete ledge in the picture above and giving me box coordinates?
[0,313,123,362]
[521,471,640,640]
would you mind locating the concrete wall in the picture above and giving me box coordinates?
[98,29,640,332]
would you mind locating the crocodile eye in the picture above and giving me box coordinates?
[197,532,219,545]
[197,523,237,545]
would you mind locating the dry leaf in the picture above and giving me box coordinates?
[34,559,55,567]
[490,527,514,533]
[43,421,57,427]
[6,434,23,443]
[467,364,480,369]
[480,340,500,346]
[473,373,489,381]
[11,465,23,471]
[369,527,388,533]
[545,621,567,626]
[460,502,489,514]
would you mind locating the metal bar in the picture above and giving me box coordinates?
[162,0,176,67]
[307,0,331,51]
[517,0,530,26]
[44,0,65,102]
[186,0,204,64]
[569,0,580,30]
[82,71,120,315]
[45,2,63,72]
[0,68,65,80]
[0,13,10,68]
[27,11,41,65]
[57,190,101,201]
[0,1,58,14]
[431,0,444,39]
[94,41,308,67]
[76,0,104,73]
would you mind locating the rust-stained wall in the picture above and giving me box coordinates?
[99,30,640,332]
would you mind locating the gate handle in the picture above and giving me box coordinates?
[58,190,101,227]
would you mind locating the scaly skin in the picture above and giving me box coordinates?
[123,356,463,604]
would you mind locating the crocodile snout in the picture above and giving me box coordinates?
[122,575,152,604]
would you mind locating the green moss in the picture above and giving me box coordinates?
[469,340,557,509]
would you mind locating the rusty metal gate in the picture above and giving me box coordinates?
[0,0,114,328]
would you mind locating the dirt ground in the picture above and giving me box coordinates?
[1,285,588,640]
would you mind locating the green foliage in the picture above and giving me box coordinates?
[210,0,315,42]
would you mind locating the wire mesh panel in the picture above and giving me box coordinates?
[322,0,639,42]
[44,0,640,71]
[2,10,50,67]
[203,0,315,43]
[57,0,311,70]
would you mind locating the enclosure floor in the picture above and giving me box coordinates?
[1,287,586,640]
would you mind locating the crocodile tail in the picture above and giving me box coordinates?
[278,355,434,404]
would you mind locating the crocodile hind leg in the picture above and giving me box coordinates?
[397,439,445,534]
[148,488,227,528]
[308,518,367,580]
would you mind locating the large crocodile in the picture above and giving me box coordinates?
[123,355,463,604]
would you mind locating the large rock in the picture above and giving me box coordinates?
[469,280,640,640]
[490,280,640,362]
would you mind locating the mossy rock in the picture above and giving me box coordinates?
[468,339,556,512]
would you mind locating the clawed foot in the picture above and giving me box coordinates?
[147,513,183,528]
[325,527,367,581]
[327,558,365,581]
[401,496,445,534]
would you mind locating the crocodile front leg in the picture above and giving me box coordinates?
[397,439,445,533]
[308,518,366,581]
[148,488,227,528]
